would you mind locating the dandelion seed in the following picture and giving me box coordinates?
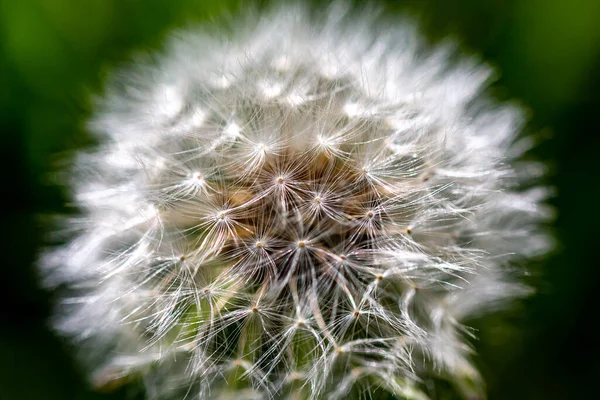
[42,2,552,400]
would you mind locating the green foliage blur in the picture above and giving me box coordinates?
[1,0,599,399]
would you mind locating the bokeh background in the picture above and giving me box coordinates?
[1,0,599,399]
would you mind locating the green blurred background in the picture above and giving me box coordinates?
[1,0,599,399]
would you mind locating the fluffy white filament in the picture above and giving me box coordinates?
[42,3,552,399]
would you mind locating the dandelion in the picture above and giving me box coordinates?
[42,3,552,399]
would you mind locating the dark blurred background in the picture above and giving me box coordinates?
[1,0,599,399]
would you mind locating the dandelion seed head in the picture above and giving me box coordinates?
[42,2,552,399]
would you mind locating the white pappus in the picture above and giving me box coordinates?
[41,2,553,399]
